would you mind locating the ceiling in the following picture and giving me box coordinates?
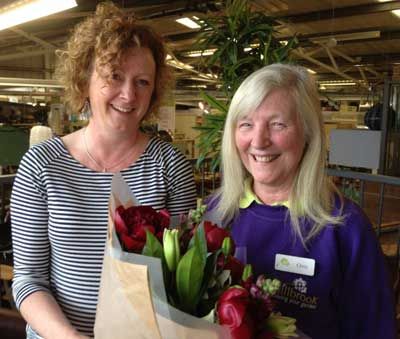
[0,0,400,105]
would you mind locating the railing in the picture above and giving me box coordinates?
[327,168,400,237]
[189,159,220,198]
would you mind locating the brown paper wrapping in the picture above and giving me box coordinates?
[94,173,231,339]
[94,242,161,338]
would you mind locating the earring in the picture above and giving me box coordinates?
[80,99,91,121]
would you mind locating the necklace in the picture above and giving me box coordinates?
[82,127,136,173]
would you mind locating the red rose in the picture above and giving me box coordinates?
[158,209,170,228]
[217,287,254,339]
[114,206,128,235]
[114,205,169,252]
[120,234,146,252]
[203,221,231,252]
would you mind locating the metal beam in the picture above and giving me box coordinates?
[0,90,61,97]
[280,1,400,23]
[0,77,62,88]
[292,49,366,85]
[9,28,57,50]
[358,67,367,82]
[0,49,53,62]
[324,47,338,70]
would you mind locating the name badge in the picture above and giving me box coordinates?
[275,253,315,276]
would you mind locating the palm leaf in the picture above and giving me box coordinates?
[191,0,298,168]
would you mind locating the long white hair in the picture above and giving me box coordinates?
[214,63,342,245]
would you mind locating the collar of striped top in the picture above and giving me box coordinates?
[239,178,289,209]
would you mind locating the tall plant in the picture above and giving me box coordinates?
[193,0,297,170]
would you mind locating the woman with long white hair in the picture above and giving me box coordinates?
[211,63,396,339]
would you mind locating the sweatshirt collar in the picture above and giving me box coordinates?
[239,178,289,209]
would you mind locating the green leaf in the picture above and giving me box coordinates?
[198,250,221,300]
[176,246,204,313]
[142,230,163,259]
[199,91,228,113]
[188,223,208,267]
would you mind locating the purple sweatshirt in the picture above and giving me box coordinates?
[230,198,397,339]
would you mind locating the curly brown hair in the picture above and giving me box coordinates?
[56,1,171,118]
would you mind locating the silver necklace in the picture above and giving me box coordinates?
[82,127,135,173]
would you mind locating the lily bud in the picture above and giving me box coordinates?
[163,229,181,272]
[221,237,232,257]
[241,264,253,281]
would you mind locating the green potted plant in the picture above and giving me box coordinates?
[193,0,298,170]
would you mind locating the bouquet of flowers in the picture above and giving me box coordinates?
[94,173,302,339]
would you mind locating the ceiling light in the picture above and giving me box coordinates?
[0,0,77,31]
[307,68,316,74]
[392,10,400,18]
[176,17,200,29]
[318,81,357,86]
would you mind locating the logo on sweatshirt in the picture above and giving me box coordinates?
[274,277,319,310]
[293,277,307,293]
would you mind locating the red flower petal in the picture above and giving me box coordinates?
[218,299,249,327]
[158,209,170,228]
[114,207,128,235]
[224,256,245,283]
[132,224,155,240]
[217,287,250,328]
[229,313,255,339]
[120,234,145,252]
[203,222,231,252]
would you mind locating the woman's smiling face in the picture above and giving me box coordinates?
[87,46,156,133]
[235,88,306,197]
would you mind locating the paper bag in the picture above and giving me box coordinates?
[94,173,230,339]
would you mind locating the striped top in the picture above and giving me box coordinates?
[10,136,197,338]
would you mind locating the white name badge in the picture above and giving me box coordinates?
[275,253,315,276]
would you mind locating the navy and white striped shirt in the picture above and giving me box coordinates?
[10,136,197,337]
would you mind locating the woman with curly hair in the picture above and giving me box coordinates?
[10,2,196,338]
